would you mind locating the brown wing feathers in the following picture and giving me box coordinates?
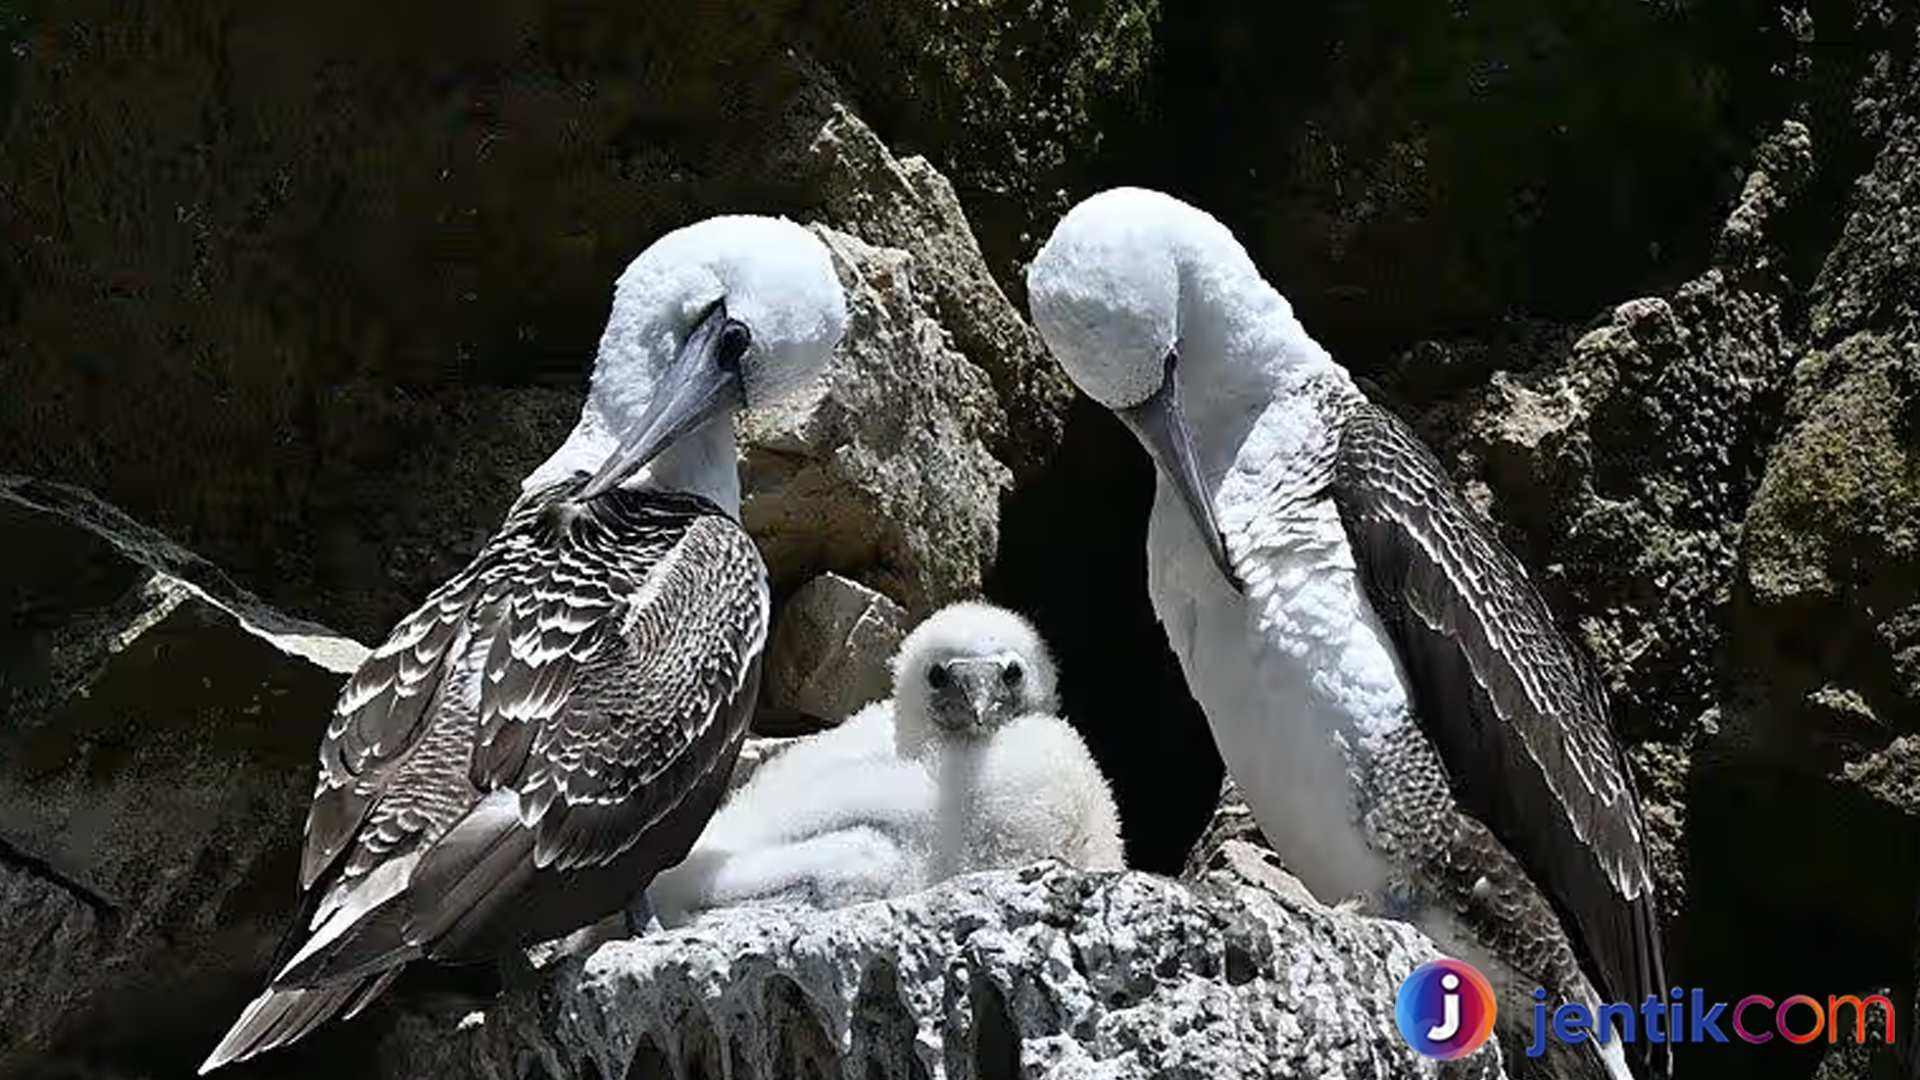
[209,482,766,1069]
[1331,401,1667,1026]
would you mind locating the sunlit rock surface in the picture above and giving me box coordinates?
[373,863,1508,1080]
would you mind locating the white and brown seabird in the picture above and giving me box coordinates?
[1026,188,1668,1080]
[201,216,848,1072]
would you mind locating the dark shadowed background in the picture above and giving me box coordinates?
[4,1,1919,1077]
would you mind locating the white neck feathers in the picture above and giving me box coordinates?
[1172,245,1345,417]
[520,395,742,516]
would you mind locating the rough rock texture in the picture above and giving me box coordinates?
[14,3,1920,1080]
[1737,29,1920,768]
[760,573,908,734]
[1341,12,1920,1078]
[794,1,1160,294]
[1179,778,1268,879]
[374,863,1507,1080]
[0,9,1073,645]
[1690,18,1920,1070]
[801,105,1076,478]
[1175,777,1320,905]
[1384,121,1814,925]
[1147,0,1772,360]
[0,477,362,1075]
[741,226,1011,614]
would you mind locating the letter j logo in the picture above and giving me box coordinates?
[1396,959,1499,1059]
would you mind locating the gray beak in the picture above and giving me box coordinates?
[945,659,1008,732]
[1118,352,1240,591]
[580,300,748,500]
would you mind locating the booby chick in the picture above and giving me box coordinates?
[1026,188,1667,1080]
[647,601,1124,926]
[201,216,848,1072]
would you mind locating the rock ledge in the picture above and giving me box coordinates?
[397,864,1507,1080]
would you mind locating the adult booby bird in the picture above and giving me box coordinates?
[647,601,1124,926]
[1027,189,1666,1079]
[201,216,847,1072]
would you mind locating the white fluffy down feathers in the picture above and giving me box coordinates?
[646,602,1124,927]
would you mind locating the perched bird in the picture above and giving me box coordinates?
[1027,188,1667,1080]
[201,216,848,1072]
[647,601,1124,926]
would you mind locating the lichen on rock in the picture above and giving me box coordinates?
[1732,40,1920,788]
[1379,121,1816,925]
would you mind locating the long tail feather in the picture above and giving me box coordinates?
[198,969,397,1074]
[341,965,405,1022]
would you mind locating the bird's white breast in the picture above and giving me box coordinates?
[931,713,1125,877]
[1147,397,1409,903]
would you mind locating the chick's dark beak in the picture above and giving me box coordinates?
[944,659,1012,732]
[1117,351,1241,591]
[580,299,749,500]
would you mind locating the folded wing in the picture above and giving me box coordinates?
[204,482,767,1071]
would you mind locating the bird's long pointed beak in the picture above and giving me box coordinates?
[1118,354,1241,592]
[580,301,745,500]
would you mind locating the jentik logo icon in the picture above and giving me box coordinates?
[1396,959,1499,1060]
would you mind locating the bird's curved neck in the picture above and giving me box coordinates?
[1174,257,1350,469]
[522,397,741,516]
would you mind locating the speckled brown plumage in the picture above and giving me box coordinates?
[1331,392,1668,1076]
[207,476,767,1069]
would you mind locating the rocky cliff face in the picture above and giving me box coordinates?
[0,478,366,1077]
[4,1,1920,1079]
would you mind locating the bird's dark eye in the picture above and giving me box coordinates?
[1002,662,1024,688]
[927,663,951,690]
[716,319,752,374]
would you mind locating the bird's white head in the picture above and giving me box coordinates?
[530,215,848,506]
[892,602,1059,745]
[1026,188,1337,589]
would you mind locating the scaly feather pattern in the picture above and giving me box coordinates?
[1329,393,1668,1075]
[202,476,766,1073]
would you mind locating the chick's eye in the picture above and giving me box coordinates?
[716,320,752,374]
[926,663,951,690]
[1002,662,1024,688]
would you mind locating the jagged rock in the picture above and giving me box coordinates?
[1180,778,1319,909]
[791,1,1159,294]
[0,8,1075,647]
[802,105,1075,477]
[1684,26,1920,1031]
[1147,0,1765,358]
[373,863,1508,1080]
[1388,121,1816,925]
[0,477,363,1076]
[739,226,1011,613]
[1739,332,1920,750]
[760,573,907,733]
[1180,777,1268,877]
[1737,73,1920,759]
